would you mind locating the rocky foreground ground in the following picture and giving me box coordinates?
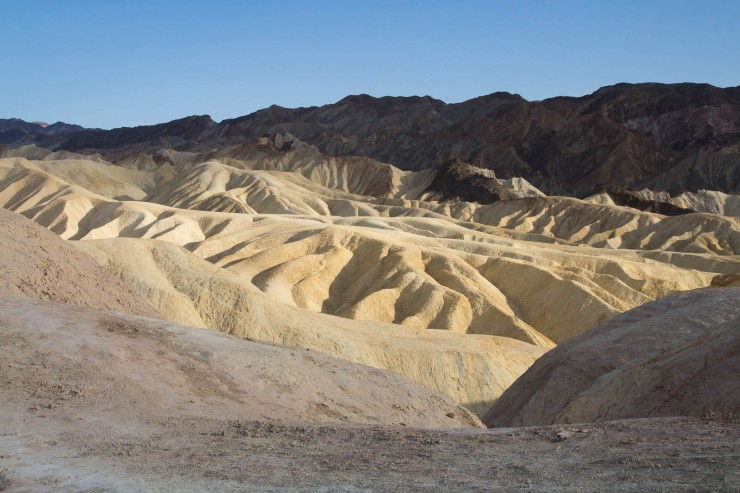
[1,414,737,491]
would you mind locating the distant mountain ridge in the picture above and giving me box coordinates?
[2,82,738,196]
[0,118,85,138]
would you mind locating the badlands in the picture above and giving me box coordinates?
[0,132,738,490]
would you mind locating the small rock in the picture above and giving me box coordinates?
[554,430,574,441]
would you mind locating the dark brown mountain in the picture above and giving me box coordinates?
[0,118,44,134]
[59,115,216,151]
[212,92,528,175]
[209,83,740,195]
[0,118,85,144]
[425,159,505,203]
[3,83,738,196]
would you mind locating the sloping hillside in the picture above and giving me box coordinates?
[485,288,740,426]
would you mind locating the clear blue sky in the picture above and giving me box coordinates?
[2,0,738,129]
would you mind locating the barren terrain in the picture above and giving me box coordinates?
[0,299,736,490]
[0,153,738,413]
[0,110,738,491]
[2,406,737,491]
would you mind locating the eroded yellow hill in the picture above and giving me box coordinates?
[1,155,737,415]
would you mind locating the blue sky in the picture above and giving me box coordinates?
[2,0,738,128]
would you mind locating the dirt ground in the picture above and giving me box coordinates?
[1,412,738,491]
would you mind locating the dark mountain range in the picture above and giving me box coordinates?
[0,118,44,134]
[210,83,740,195]
[0,118,87,153]
[2,82,738,196]
[59,115,216,151]
[0,118,86,139]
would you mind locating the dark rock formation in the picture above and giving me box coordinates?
[607,189,695,215]
[425,159,502,203]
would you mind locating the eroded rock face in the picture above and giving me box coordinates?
[484,288,740,427]
[422,159,544,203]
[593,188,740,216]
[74,238,547,417]
[606,189,696,215]
[0,153,736,417]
